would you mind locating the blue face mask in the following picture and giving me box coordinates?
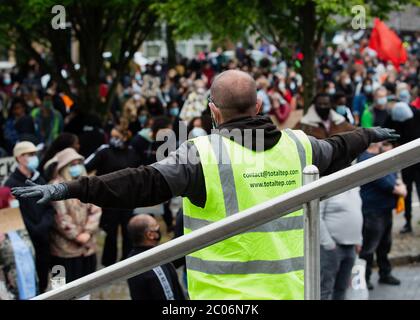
[68,164,83,178]
[138,115,148,125]
[336,105,347,116]
[169,108,179,117]
[399,90,411,103]
[364,85,373,93]
[376,97,387,106]
[27,156,39,172]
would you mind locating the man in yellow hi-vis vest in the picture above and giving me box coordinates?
[13,70,398,300]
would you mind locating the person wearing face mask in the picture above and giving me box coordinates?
[336,72,354,108]
[138,112,150,128]
[128,105,149,136]
[295,93,355,139]
[84,126,140,267]
[167,102,181,141]
[334,93,355,125]
[30,94,63,145]
[385,84,420,234]
[352,79,375,126]
[49,148,101,286]
[126,214,186,300]
[131,116,173,166]
[179,80,208,124]
[12,70,400,300]
[5,141,55,294]
[361,86,390,128]
[397,84,412,105]
[358,142,406,289]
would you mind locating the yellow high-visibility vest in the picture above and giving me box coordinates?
[183,129,312,299]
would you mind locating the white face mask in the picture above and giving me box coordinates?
[278,82,286,90]
[364,85,373,93]
[376,97,387,106]
[327,88,336,95]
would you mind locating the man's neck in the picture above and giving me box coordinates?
[219,113,256,126]
[18,165,32,179]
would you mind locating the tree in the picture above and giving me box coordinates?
[0,0,159,117]
[161,0,419,112]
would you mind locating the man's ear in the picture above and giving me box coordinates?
[145,230,153,241]
[256,97,263,114]
[15,155,23,165]
[209,102,222,124]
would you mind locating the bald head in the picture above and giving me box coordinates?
[128,214,159,246]
[210,70,258,120]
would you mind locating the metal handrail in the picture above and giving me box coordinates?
[33,138,420,300]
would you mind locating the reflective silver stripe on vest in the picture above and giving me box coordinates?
[186,256,303,275]
[152,266,175,300]
[184,214,303,232]
[284,129,306,171]
[208,134,239,216]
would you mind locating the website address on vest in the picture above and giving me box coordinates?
[249,179,297,188]
[243,169,299,179]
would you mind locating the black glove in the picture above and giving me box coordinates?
[369,127,400,143]
[11,180,69,205]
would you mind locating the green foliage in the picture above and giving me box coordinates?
[157,0,259,42]
[160,0,418,49]
[0,0,159,116]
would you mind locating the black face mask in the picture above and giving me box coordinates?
[315,106,330,120]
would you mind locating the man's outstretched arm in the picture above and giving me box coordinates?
[11,142,202,209]
[310,127,399,176]
[11,166,173,209]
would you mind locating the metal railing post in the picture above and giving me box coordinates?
[303,165,320,300]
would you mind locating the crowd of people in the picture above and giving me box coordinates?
[0,30,419,300]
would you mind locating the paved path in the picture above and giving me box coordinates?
[369,263,420,300]
[389,195,420,263]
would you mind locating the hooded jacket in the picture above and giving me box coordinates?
[66,115,378,210]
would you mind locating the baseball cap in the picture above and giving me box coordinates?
[13,141,38,158]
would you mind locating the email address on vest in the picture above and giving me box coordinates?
[242,169,299,179]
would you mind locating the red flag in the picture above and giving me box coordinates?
[368,18,407,70]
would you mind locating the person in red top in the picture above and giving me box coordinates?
[410,86,420,110]
[0,187,13,209]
